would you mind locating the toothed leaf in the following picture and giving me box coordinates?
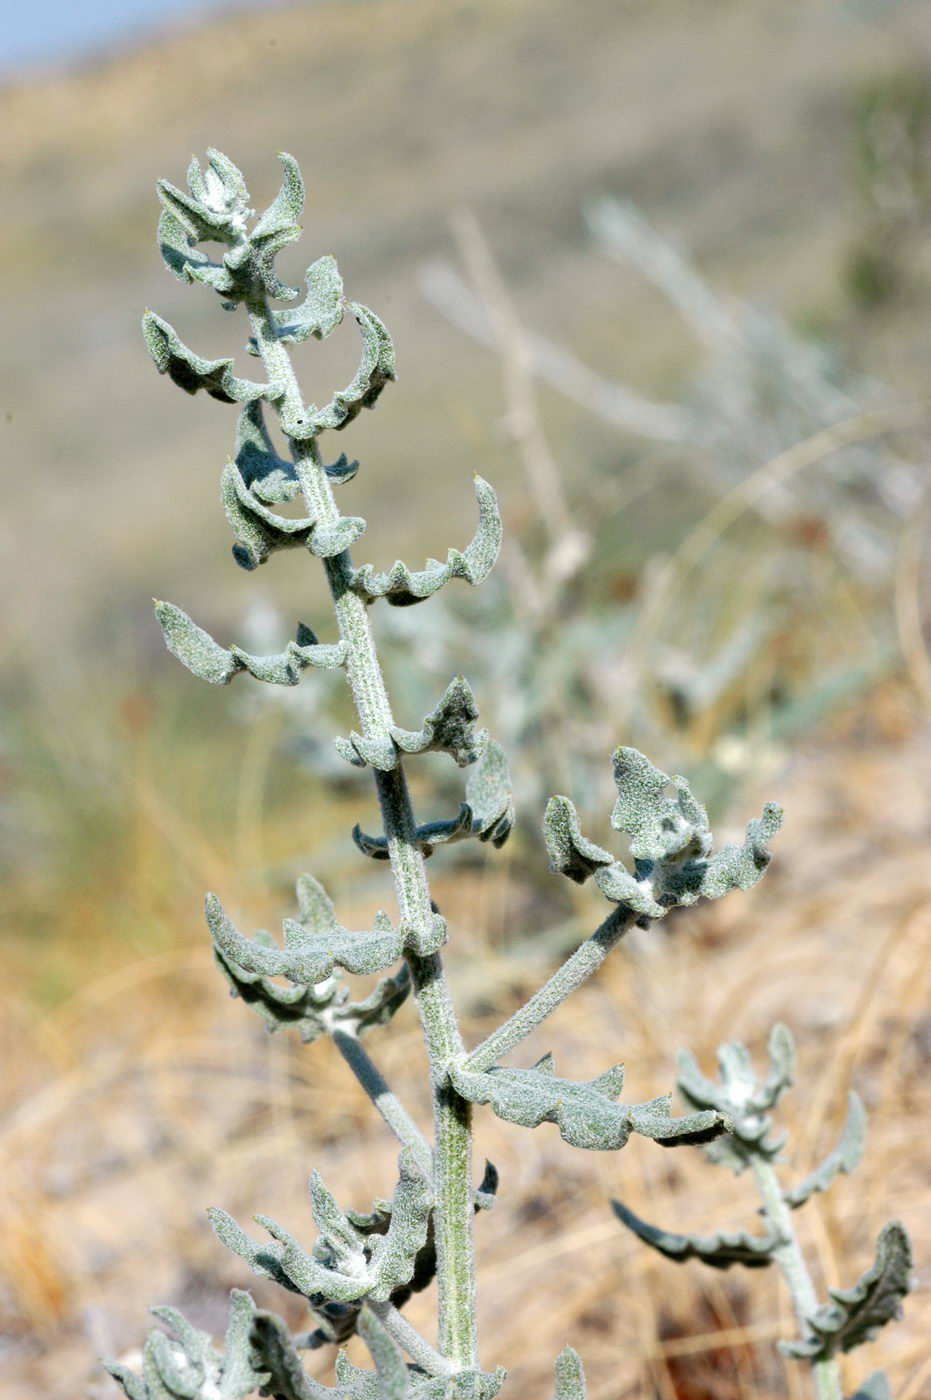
[143,313,275,404]
[781,1222,912,1360]
[544,796,614,883]
[612,1200,778,1269]
[207,893,446,984]
[785,1093,867,1208]
[155,603,345,684]
[351,478,501,606]
[392,677,485,767]
[449,1059,721,1152]
[271,255,346,345]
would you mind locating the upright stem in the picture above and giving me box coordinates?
[248,296,478,1370]
[752,1159,843,1400]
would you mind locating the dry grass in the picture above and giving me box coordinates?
[2,692,929,1399]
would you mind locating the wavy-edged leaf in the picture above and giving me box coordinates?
[158,208,229,288]
[351,478,501,607]
[464,737,515,847]
[677,1025,793,1170]
[234,400,300,501]
[106,1290,270,1400]
[356,1308,409,1400]
[789,1086,868,1209]
[543,796,614,883]
[335,731,400,771]
[449,1057,721,1153]
[213,933,342,1043]
[253,152,304,239]
[781,1222,912,1361]
[353,805,472,862]
[392,677,485,767]
[308,516,368,559]
[552,1346,586,1400]
[207,893,447,985]
[277,302,395,440]
[611,747,711,864]
[143,313,275,404]
[211,1208,365,1305]
[155,603,345,685]
[270,255,346,345]
[612,1199,778,1269]
[211,1152,430,1310]
[220,462,315,570]
[365,1152,433,1303]
[249,1306,337,1399]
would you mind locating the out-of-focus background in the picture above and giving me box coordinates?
[3,1,931,1396]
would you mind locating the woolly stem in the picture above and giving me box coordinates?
[248,294,478,1371]
[751,1158,843,1400]
[331,1028,433,1178]
[462,905,633,1073]
[368,1300,454,1377]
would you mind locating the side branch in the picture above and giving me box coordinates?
[462,905,634,1073]
[331,1028,433,1178]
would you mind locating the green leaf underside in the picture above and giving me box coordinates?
[781,1222,912,1361]
[156,602,346,684]
[612,1199,777,1269]
[449,1057,722,1152]
[210,1150,431,1307]
[207,884,447,985]
[350,478,502,606]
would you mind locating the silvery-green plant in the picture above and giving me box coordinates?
[614,1025,912,1400]
[110,147,812,1399]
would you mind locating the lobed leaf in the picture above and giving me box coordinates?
[278,302,396,440]
[449,1057,721,1153]
[392,676,486,768]
[249,1306,337,1399]
[143,312,276,404]
[785,1092,867,1210]
[350,478,501,606]
[612,1200,778,1269]
[269,255,346,346]
[781,1222,912,1360]
[155,603,346,685]
[207,891,447,986]
[106,1290,270,1400]
[543,796,614,884]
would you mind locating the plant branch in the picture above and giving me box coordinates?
[752,1157,844,1400]
[367,1300,455,1377]
[461,905,634,1073]
[331,1028,433,1178]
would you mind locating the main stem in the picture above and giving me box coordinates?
[248,297,478,1370]
[751,1159,843,1400]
